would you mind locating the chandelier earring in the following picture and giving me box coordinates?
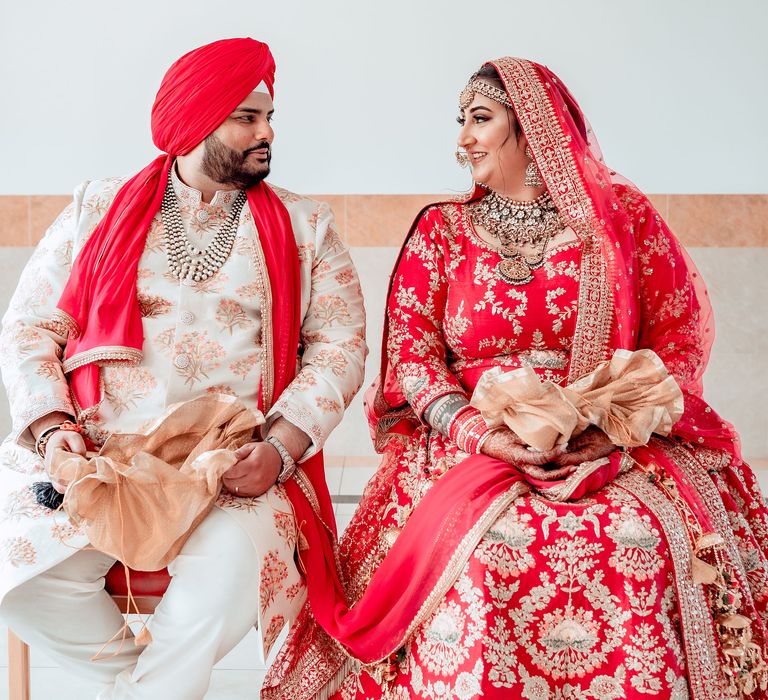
[455,149,469,169]
[524,145,544,188]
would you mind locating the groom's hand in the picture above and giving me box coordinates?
[45,430,87,494]
[222,442,281,498]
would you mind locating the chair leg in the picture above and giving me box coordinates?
[7,629,31,700]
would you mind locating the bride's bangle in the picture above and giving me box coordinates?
[450,408,493,454]
[477,426,505,452]
[424,393,470,436]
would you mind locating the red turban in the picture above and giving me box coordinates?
[54,38,279,409]
[151,37,275,156]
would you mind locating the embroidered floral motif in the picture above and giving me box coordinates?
[605,506,665,581]
[172,331,226,386]
[215,298,253,333]
[312,295,352,327]
[229,352,262,380]
[137,292,172,318]
[102,367,157,415]
[273,510,297,550]
[4,536,37,567]
[473,507,536,577]
[260,550,289,614]
[263,614,286,653]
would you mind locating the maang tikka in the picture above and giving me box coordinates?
[524,145,544,187]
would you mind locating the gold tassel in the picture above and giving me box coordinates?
[691,554,720,585]
[135,626,153,646]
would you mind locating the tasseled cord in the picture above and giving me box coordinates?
[31,481,64,510]
[693,533,768,696]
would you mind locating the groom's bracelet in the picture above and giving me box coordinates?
[34,419,85,459]
[265,435,297,484]
[34,424,64,459]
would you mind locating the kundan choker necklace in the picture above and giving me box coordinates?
[161,179,247,283]
[468,190,563,285]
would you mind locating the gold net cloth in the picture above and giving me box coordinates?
[471,349,684,452]
[50,393,264,571]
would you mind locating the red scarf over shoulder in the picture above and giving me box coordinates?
[55,37,277,408]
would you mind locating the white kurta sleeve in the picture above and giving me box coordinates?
[265,203,367,460]
[0,184,89,448]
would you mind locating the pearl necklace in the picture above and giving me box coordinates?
[468,190,563,285]
[161,180,247,283]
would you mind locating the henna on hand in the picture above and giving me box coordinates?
[554,426,617,467]
[517,462,575,481]
[481,429,564,468]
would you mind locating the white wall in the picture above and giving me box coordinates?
[1,0,766,196]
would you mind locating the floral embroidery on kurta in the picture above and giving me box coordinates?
[0,171,366,656]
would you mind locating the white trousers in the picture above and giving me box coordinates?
[0,507,263,699]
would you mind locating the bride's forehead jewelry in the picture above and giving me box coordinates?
[459,78,514,111]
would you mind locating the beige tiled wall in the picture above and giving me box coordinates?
[2,194,768,249]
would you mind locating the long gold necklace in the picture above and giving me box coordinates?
[468,190,563,285]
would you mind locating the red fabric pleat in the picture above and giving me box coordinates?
[297,454,525,663]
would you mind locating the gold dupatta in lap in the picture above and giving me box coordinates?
[50,394,264,571]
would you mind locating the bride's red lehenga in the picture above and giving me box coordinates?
[263,58,768,699]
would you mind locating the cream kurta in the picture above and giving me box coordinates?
[0,172,367,654]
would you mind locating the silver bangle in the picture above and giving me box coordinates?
[265,435,297,484]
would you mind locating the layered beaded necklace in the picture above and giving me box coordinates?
[468,190,563,285]
[161,179,247,283]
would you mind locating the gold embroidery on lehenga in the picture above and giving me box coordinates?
[616,468,731,699]
[604,504,665,581]
[516,534,628,679]
[367,482,529,666]
[472,505,536,577]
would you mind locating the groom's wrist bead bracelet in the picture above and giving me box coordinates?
[35,420,85,459]
[35,424,63,458]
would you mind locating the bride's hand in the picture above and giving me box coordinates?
[481,429,564,467]
[553,426,616,466]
